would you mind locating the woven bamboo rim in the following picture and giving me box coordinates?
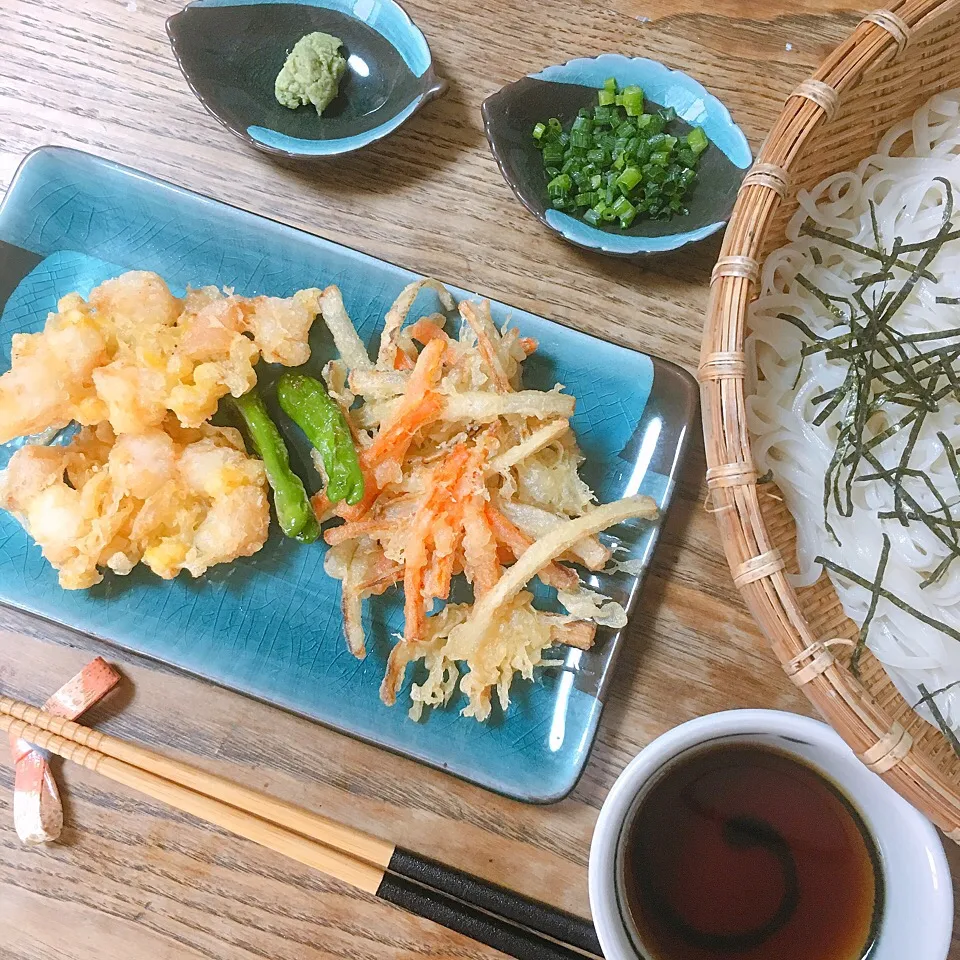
[701,0,960,837]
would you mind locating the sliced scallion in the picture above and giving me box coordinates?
[531,78,708,231]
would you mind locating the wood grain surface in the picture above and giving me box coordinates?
[0,0,957,957]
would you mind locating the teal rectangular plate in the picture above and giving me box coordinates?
[0,147,697,802]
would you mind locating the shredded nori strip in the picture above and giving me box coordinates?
[784,184,960,704]
[868,199,883,251]
[798,222,937,279]
[815,555,960,644]
[796,273,849,321]
[918,683,960,758]
[914,680,960,708]
[850,534,891,677]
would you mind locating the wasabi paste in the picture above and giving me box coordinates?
[275,32,347,116]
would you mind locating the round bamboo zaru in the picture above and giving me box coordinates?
[701,0,960,839]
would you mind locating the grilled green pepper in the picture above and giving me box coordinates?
[277,373,365,506]
[232,389,318,542]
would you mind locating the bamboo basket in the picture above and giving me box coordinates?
[701,0,960,838]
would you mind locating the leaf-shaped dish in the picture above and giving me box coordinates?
[167,0,445,158]
[482,54,752,257]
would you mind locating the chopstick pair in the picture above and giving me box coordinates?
[0,695,603,960]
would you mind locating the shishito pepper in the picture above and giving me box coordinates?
[277,373,364,506]
[232,388,319,543]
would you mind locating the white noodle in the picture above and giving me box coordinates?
[747,89,960,739]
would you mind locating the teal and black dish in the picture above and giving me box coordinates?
[482,54,752,256]
[167,0,445,159]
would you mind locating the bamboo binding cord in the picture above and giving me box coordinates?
[701,0,960,840]
[0,695,602,960]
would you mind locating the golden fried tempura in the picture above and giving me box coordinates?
[0,417,270,589]
[0,271,323,443]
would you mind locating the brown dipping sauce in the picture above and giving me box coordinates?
[619,743,882,960]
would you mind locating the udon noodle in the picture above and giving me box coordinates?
[747,89,960,741]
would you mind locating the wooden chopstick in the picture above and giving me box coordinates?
[0,707,384,891]
[0,696,602,960]
[0,694,392,867]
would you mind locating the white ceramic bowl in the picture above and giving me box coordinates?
[589,710,953,960]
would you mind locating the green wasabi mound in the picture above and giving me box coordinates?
[275,32,347,116]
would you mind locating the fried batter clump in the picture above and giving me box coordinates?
[0,417,270,589]
[0,271,322,443]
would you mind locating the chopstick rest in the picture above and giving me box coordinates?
[8,657,120,844]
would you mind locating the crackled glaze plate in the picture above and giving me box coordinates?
[0,147,697,802]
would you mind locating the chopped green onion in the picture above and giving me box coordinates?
[532,78,706,231]
[542,142,564,165]
[687,127,709,155]
[547,173,572,197]
[617,166,643,192]
[621,85,644,116]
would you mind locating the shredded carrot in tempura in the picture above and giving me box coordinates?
[315,282,658,721]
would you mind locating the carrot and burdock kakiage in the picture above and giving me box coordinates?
[304,278,658,722]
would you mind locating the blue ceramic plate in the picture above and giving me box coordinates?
[482,54,752,256]
[0,147,697,802]
[167,0,445,158]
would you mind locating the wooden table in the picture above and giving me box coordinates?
[0,1,957,956]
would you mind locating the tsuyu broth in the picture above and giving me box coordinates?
[618,743,882,960]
